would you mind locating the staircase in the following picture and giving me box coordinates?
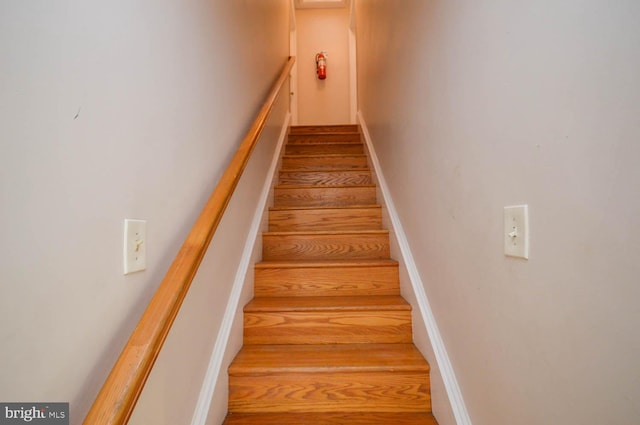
[223,125,438,424]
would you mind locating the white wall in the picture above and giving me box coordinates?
[0,0,289,423]
[130,95,290,425]
[296,7,351,125]
[356,1,640,425]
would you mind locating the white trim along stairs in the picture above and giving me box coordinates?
[358,112,472,425]
[190,112,472,425]
[190,114,292,425]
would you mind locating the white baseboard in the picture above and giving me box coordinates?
[358,112,472,425]
[190,113,290,425]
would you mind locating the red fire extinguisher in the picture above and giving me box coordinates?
[316,52,327,80]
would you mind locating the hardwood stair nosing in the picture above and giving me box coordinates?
[283,153,368,158]
[228,374,430,413]
[269,204,381,212]
[274,184,376,189]
[286,141,363,146]
[244,295,411,312]
[278,175,372,186]
[229,343,430,375]
[279,167,371,174]
[263,229,389,237]
[290,124,358,131]
[223,412,438,425]
[289,131,361,136]
[254,259,398,269]
[282,153,368,161]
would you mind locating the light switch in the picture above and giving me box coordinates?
[504,205,529,259]
[124,219,146,274]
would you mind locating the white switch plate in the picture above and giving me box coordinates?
[124,219,146,275]
[504,205,529,259]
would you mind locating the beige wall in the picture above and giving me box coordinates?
[295,8,351,125]
[356,1,640,425]
[0,0,289,422]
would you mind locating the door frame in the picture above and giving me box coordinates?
[289,0,299,125]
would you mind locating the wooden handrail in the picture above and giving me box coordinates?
[84,56,295,425]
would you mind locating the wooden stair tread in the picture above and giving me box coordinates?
[283,153,367,158]
[280,167,371,174]
[245,295,410,312]
[290,124,359,134]
[275,184,375,189]
[274,185,378,208]
[279,169,372,186]
[288,132,360,137]
[226,123,433,419]
[281,155,368,169]
[229,344,429,374]
[264,229,388,236]
[255,259,397,268]
[263,230,390,261]
[269,205,382,232]
[253,260,400,298]
[285,143,364,155]
[289,131,360,136]
[287,140,363,145]
[224,412,438,425]
[270,205,380,211]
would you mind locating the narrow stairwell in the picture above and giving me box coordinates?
[223,125,438,424]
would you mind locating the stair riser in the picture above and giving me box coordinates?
[254,265,399,297]
[279,171,372,186]
[244,311,412,345]
[290,125,358,134]
[282,155,368,170]
[274,186,377,207]
[263,233,390,261]
[269,208,382,232]
[254,267,400,297]
[285,143,364,155]
[228,372,430,413]
[223,412,438,425]
[288,133,361,144]
[226,124,434,422]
